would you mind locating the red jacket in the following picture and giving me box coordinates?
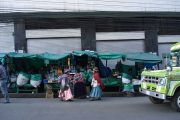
[93,72,105,90]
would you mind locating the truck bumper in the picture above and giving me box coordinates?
[139,88,166,100]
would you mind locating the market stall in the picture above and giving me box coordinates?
[72,50,99,82]
[72,50,98,68]
[38,52,70,98]
[0,53,6,64]
[6,52,70,94]
[6,52,40,93]
[98,52,126,91]
[72,50,98,94]
[125,52,162,77]
[125,52,162,92]
[126,52,162,64]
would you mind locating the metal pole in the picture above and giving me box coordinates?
[106,60,107,67]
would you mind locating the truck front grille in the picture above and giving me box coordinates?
[144,76,159,84]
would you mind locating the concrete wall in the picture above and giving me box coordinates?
[27,38,81,54]
[26,28,81,53]
[0,23,15,52]
[96,31,144,40]
[96,31,145,68]
[158,35,180,43]
[26,29,81,38]
[1,0,180,13]
[158,35,180,56]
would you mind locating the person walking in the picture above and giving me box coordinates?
[58,69,73,101]
[0,61,10,103]
[90,67,104,101]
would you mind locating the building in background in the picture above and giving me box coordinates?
[0,0,180,60]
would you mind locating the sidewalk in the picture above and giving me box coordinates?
[0,92,144,98]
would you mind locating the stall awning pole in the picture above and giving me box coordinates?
[106,60,107,67]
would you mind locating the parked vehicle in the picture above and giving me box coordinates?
[139,42,180,112]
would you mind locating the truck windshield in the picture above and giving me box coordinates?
[171,52,180,67]
[163,53,179,68]
[170,42,180,67]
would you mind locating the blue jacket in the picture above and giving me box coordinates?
[0,65,7,81]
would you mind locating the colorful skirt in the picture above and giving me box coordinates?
[90,86,102,98]
[59,88,73,101]
[74,82,86,98]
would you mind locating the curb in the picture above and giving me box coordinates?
[0,92,144,98]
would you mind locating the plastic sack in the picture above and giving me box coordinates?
[17,73,30,86]
[123,83,134,92]
[10,75,17,82]
[30,74,42,88]
[122,78,131,84]
[122,73,132,84]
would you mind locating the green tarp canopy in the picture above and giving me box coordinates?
[7,53,42,73]
[7,52,70,60]
[0,53,6,63]
[0,53,6,58]
[101,77,122,87]
[170,42,180,52]
[7,52,37,58]
[98,52,126,60]
[37,52,70,61]
[126,52,162,63]
[7,52,70,73]
[72,50,98,58]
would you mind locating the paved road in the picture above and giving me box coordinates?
[0,97,179,120]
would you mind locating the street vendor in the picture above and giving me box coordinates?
[86,65,93,83]
[112,70,120,78]
[84,65,93,95]
[73,68,86,99]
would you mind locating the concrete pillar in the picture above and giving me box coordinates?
[14,19,27,52]
[144,21,159,54]
[81,20,96,51]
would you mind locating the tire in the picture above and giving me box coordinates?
[149,96,164,104]
[171,91,180,112]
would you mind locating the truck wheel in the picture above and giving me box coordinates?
[171,91,180,112]
[149,96,164,104]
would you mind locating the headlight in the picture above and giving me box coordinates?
[158,78,167,86]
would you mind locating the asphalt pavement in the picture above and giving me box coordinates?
[0,97,179,120]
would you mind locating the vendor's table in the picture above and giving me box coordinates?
[43,80,59,98]
[101,77,123,92]
[16,84,38,93]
